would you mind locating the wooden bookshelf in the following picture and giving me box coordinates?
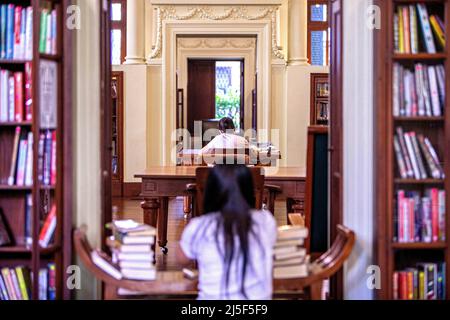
[310,73,330,125]
[111,71,123,197]
[0,0,72,300]
[375,0,450,299]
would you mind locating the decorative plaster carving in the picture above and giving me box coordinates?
[149,5,284,60]
[177,38,256,50]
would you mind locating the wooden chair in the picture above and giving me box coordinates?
[74,224,354,300]
[184,167,280,217]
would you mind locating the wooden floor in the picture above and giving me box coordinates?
[112,197,288,271]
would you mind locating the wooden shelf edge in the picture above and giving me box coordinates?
[394,179,445,184]
[392,53,447,60]
[391,242,447,250]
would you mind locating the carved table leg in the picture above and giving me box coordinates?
[158,197,169,254]
[183,195,191,220]
[141,198,159,228]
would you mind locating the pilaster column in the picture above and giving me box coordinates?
[288,0,309,66]
[125,0,146,64]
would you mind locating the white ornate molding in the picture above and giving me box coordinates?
[177,37,256,49]
[149,5,284,60]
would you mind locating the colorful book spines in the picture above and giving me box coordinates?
[39,8,57,55]
[0,264,56,300]
[393,63,444,118]
[394,4,444,54]
[394,262,446,300]
[0,67,30,123]
[396,188,445,243]
[0,4,32,60]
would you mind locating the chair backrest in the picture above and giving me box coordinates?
[194,166,265,215]
[308,224,355,281]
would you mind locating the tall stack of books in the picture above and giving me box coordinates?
[0,263,56,300]
[393,127,444,180]
[93,220,157,281]
[273,225,309,279]
[393,262,446,300]
[394,4,445,54]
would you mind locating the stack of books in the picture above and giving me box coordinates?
[393,262,446,300]
[394,4,445,54]
[0,263,56,300]
[394,127,444,180]
[273,225,309,279]
[92,220,157,281]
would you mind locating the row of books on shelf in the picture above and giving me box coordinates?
[393,127,444,180]
[273,225,309,279]
[6,127,56,187]
[394,4,445,54]
[0,263,56,300]
[0,5,33,60]
[393,63,445,117]
[393,262,445,300]
[93,220,157,281]
[395,189,445,243]
[0,200,56,249]
[0,64,32,123]
[39,7,58,55]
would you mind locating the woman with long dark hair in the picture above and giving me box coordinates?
[177,165,277,299]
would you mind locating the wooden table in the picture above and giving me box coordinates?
[135,166,306,251]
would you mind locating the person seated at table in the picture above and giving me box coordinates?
[177,165,277,300]
[200,117,249,155]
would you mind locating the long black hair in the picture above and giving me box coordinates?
[203,165,256,298]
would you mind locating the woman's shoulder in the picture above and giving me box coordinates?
[251,209,277,227]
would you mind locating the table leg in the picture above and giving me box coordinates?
[183,195,191,220]
[309,281,323,300]
[158,196,169,254]
[141,198,159,228]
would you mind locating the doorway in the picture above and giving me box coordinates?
[187,59,244,139]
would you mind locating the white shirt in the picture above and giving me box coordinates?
[200,133,249,154]
[180,209,277,300]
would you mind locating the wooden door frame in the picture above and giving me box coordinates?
[329,0,344,300]
[100,0,112,252]
[187,58,245,130]
[111,71,124,197]
[99,0,345,300]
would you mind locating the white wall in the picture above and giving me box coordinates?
[73,0,102,300]
[342,0,374,300]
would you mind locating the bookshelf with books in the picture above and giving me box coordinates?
[375,0,450,299]
[0,0,72,300]
[310,73,330,126]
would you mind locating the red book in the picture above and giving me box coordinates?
[430,188,439,242]
[407,271,414,300]
[13,6,22,59]
[399,272,408,300]
[50,131,57,185]
[409,198,415,242]
[14,72,24,122]
[398,191,405,242]
[25,62,32,121]
[38,204,56,247]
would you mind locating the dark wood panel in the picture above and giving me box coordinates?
[187,60,216,135]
